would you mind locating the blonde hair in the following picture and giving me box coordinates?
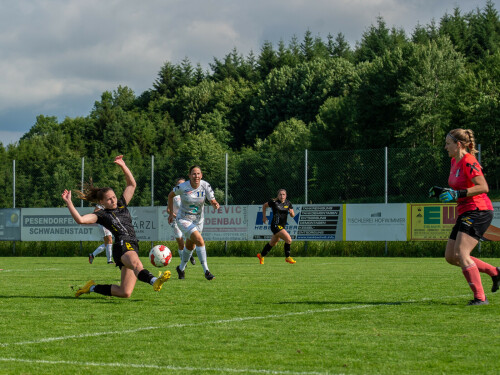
[448,128,478,155]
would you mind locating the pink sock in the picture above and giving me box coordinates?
[470,257,499,277]
[462,263,486,301]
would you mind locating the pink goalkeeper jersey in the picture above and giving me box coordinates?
[448,153,493,215]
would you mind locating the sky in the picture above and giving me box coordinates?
[0,0,497,147]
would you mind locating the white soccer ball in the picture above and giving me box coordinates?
[149,245,172,267]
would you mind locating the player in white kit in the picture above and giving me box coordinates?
[167,178,196,266]
[89,204,114,264]
[168,166,220,280]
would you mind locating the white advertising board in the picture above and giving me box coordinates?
[21,207,102,241]
[157,205,248,241]
[21,207,160,242]
[345,204,407,241]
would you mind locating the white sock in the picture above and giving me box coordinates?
[92,244,105,257]
[150,277,157,285]
[105,244,113,262]
[180,248,193,271]
[89,285,96,293]
[196,246,208,273]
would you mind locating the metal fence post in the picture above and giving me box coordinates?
[305,149,308,204]
[81,157,84,208]
[80,157,84,253]
[13,160,16,255]
[151,155,154,249]
[304,149,309,253]
[225,153,228,254]
[151,155,154,207]
[478,144,481,255]
[385,147,388,256]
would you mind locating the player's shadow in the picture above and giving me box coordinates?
[0,295,143,302]
[276,299,463,306]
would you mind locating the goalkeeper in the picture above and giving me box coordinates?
[429,129,498,305]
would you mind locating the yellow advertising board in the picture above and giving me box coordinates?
[408,203,457,241]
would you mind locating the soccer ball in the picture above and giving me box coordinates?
[149,245,172,267]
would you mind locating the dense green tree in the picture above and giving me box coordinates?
[247,57,356,142]
[355,16,408,62]
[254,118,311,153]
[330,32,353,61]
[397,37,466,147]
[257,40,278,78]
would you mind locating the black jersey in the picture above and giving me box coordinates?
[268,199,293,228]
[95,196,137,243]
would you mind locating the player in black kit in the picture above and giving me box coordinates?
[62,155,171,298]
[257,189,296,264]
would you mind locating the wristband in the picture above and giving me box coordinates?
[458,189,467,198]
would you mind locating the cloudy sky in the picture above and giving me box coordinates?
[0,0,496,146]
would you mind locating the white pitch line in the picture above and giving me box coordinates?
[0,304,383,348]
[0,294,469,348]
[0,357,335,375]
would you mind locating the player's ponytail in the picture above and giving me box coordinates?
[464,129,478,155]
[75,178,113,203]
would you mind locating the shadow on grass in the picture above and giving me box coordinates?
[0,295,143,302]
[276,299,465,306]
[277,300,403,306]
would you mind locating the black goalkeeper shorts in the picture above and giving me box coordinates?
[449,210,493,241]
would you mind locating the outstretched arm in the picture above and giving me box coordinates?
[114,155,136,205]
[61,190,98,224]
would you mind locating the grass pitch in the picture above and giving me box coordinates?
[0,256,499,374]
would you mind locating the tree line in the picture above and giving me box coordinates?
[0,1,499,208]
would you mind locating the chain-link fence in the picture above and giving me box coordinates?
[0,147,461,209]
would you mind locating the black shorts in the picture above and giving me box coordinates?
[113,240,139,269]
[449,210,493,241]
[270,223,286,235]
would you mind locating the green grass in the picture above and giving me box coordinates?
[1,257,500,374]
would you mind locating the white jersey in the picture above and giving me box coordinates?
[172,195,181,214]
[170,195,183,239]
[173,180,215,222]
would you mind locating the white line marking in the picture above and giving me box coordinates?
[0,304,378,347]
[0,357,334,375]
[0,294,469,348]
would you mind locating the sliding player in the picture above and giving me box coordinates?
[62,155,171,298]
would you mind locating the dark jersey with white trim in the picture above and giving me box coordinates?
[95,196,137,242]
[268,199,293,228]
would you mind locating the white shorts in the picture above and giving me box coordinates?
[171,221,183,239]
[176,218,204,238]
[99,224,112,238]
